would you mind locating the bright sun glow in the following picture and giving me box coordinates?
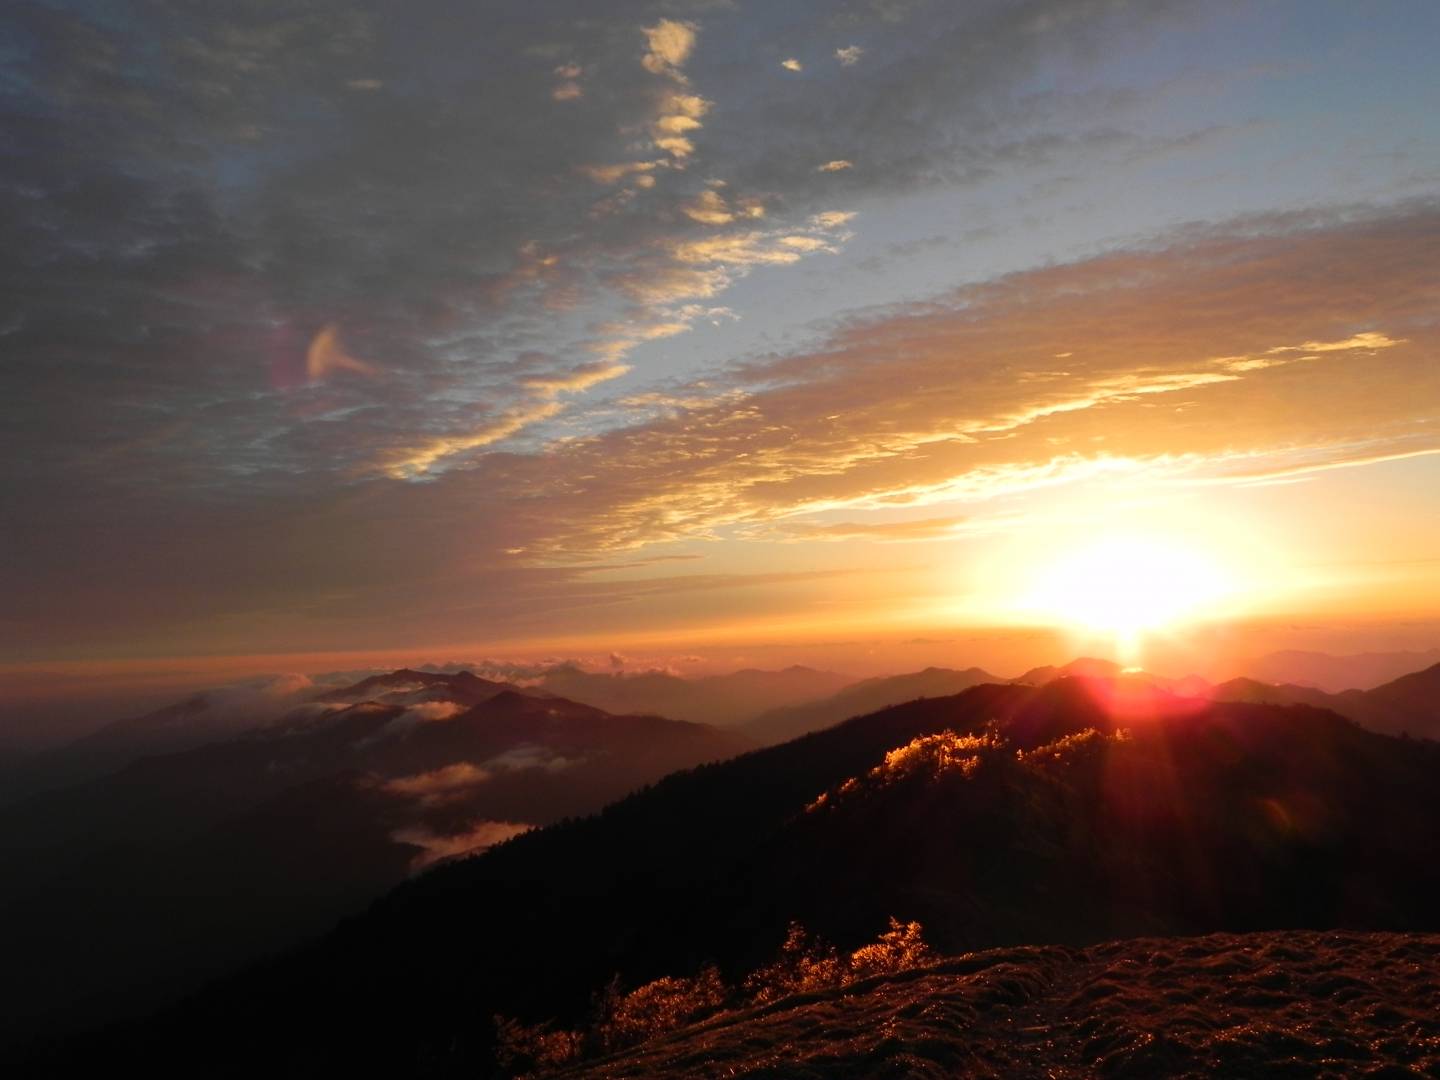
[1020,535,1237,653]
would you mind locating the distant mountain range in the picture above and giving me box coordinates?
[12,649,1437,802]
[743,666,1001,744]
[543,653,1440,743]
[39,672,1438,1076]
[1204,663,1440,739]
[982,655,1440,741]
[1238,648,1440,692]
[0,669,749,1045]
[8,683,312,800]
[531,663,853,728]
[3,664,850,803]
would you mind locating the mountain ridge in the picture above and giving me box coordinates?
[52,674,1439,1076]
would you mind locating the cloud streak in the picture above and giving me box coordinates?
[489,203,1440,556]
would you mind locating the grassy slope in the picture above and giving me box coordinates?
[566,930,1440,1079]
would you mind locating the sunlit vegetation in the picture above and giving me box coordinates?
[1015,725,1130,767]
[807,725,1131,812]
[494,917,935,1075]
[539,931,1440,1078]
[879,730,998,781]
[807,728,1002,811]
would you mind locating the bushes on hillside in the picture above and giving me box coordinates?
[494,916,935,1075]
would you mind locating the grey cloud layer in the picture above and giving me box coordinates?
[9,0,1429,658]
[2,0,1199,503]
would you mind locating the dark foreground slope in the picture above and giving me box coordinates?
[35,677,1440,1076]
[566,931,1440,1079]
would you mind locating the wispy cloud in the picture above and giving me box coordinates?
[552,62,585,101]
[488,205,1440,556]
[773,516,971,542]
[386,762,492,803]
[392,820,531,870]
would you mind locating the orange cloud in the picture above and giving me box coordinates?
[383,400,567,479]
[579,160,659,185]
[642,19,698,80]
[495,207,1440,557]
[392,820,531,870]
[773,515,971,542]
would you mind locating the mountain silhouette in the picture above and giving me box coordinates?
[6,668,544,803]
[1206,662,1440,739]
[45,674,1438,1076]
[533,664,853,728]
[12,687,302,799]
[315,667,526,706]
[1011,656,1125,685]
[0,670,749,1046]
[1336,661,1440,738]
[1240,648,1440,692]
[743,666,1000,743]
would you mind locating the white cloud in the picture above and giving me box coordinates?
[835,45,864,66]
[484,743,581,771]
[385,762,492,801]
[373,700,465,740]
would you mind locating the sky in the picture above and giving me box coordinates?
[2,0,1438,705]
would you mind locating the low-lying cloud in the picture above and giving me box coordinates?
[392,820,532,871]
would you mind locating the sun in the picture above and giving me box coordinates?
[1019,534,1236,658]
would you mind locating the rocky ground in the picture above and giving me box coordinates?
[560,931,1440,1079]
